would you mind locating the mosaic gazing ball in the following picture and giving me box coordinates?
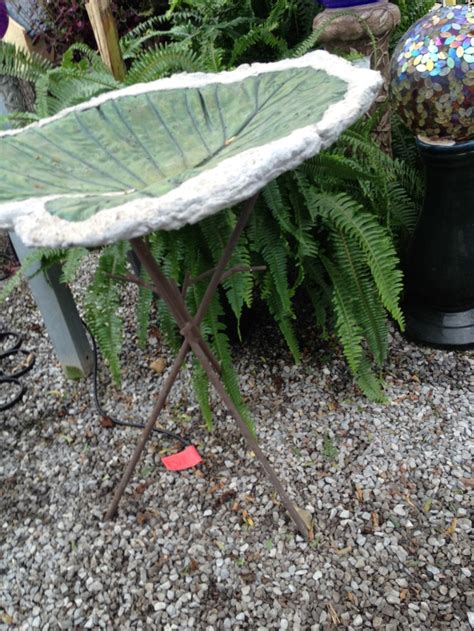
[391,5,474,142]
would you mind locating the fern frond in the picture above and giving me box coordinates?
[122,14,168,39]
[0,111,40,128]
[84,242,129,385]
[391,114,420,170]
[266,0,291,25]
[223,240,254,334]
[321,256,364,375]
[199,211,232,265]
[262,179,295,236]
[0,266,25,302]
[126,43,199,84]
[165,0,181,18]
[386,180,419,237]
[302,259,332,334]
[331,230,388,366]
[192,360,213,430]
[307,192,405,327]
[198,42,225,71]
[293,0,317,39]
[230,25,287,66]
[136,279,154,349]
[169,9,204,26]
[62,43,111,74]
[304,152,379,184]
[287,182,319,262]
[120,15,170,60]
[199,210,253,331]
[288,28,320,58]
[261,272,300,362]
[60,247,90,284]
[355,357,387,403]
[160,229,187,284]
[34,67,120,117]
[205,294,254,433]
[0,41,53,84]
[253,209,292,315]
[0,246,66,307]
[156,298,181,352]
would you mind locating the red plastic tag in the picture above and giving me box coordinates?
[161,445,202,471]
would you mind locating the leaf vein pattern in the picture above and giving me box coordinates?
[73,112,146,189]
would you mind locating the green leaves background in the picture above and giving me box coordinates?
[0,0,423,421]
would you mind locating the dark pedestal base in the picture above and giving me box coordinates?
[404,139,474,349]
[405,303,474,350]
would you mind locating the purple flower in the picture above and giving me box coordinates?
[0,1,9,39]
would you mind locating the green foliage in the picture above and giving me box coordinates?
[255,120,419,398]
[0,0,318,116]
[84,242,129,385]
[0,246,64,302]
[249,197,301,361]
[323,432,338,461]
[310,191,404,327]
[205,293,254,431]
[0,0,423,419]
[192,360,213,430]
[125,42,200,83]
[0,41,121,120]
[120,0,318,77]
[60,247,90,285]
[0,42,54,85]
[136,282,154,349]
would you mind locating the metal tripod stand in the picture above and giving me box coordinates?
[105,193,311,539]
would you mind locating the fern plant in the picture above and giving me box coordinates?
[0,41,121,120]
[249,118,420,399]
[0,0,422,422]
[122,0,321,73]
[0,0,319,115]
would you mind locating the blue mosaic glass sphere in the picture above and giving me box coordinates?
[391,5,474,142]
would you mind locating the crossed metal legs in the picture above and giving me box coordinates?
[105,194,310,539]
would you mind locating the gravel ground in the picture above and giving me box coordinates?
[1,270,473,631]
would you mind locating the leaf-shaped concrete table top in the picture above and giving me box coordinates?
[0,51,382,248]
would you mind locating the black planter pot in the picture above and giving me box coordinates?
[404,139,474,349]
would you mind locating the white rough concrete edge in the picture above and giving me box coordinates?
[0,50,382,248]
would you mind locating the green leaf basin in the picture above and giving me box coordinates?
[0,51,382,247]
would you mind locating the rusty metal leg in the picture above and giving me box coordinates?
[105,196,258,519]
[106,194,310,538]
[129,226,310,539]
[187,337,310,539]
[105,339,190,520]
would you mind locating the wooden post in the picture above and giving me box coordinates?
[9,233,94,379]
[85,0,140,280]
[1,76,94,380]
[85,0,126,81]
